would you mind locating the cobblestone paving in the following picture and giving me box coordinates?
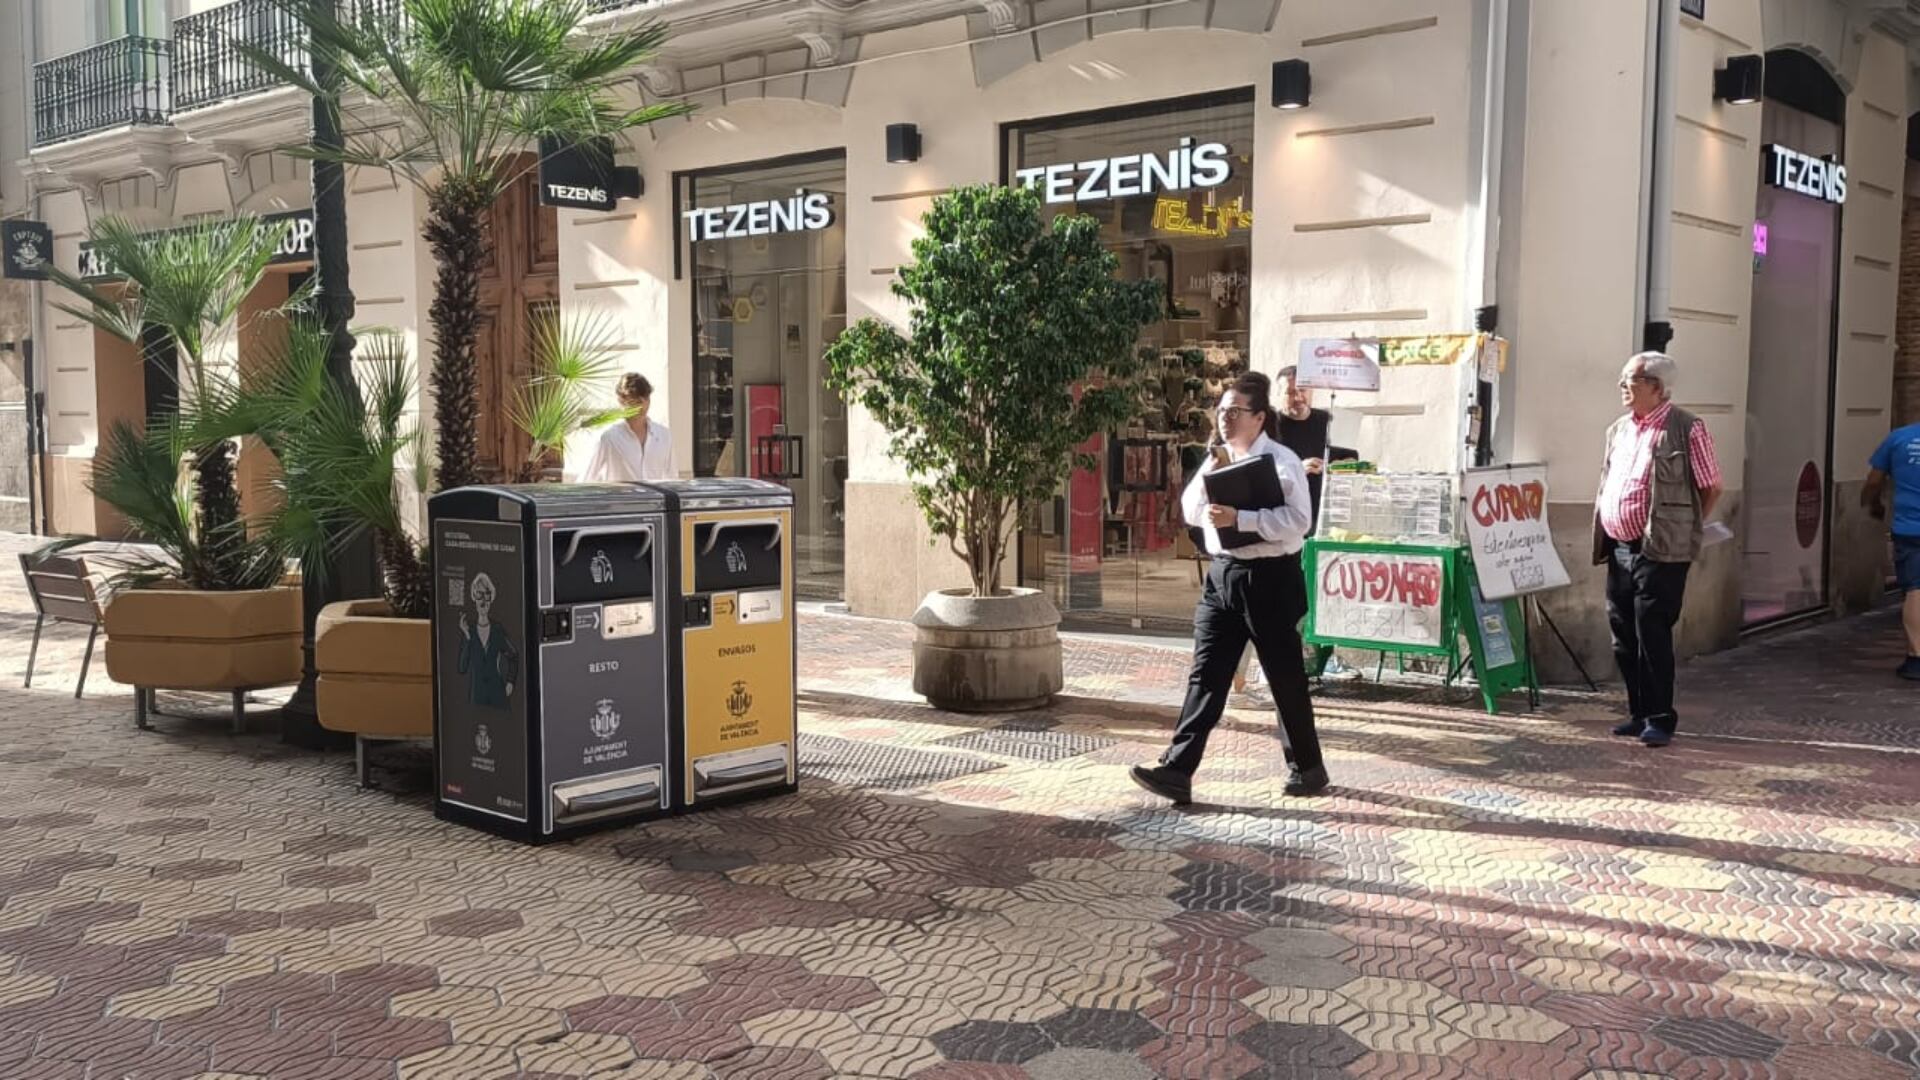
[2,532,1918,1079]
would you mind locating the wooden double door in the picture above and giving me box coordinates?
[473,155,561,482]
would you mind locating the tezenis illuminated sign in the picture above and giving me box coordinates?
[1763,144,1846,204]
[683,190,834,242]
[1015,137,1233,205]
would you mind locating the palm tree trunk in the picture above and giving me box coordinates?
[379,529,432,620]
[192,439,245,589]
[423,177,494,492]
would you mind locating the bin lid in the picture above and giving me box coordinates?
[430,483,670,518]
[643,478,794,509]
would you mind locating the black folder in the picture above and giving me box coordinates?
[1191,453,1286,551]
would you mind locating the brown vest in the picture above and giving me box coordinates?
[1591,406,1703,565]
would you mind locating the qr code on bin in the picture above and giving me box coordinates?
[447,578,466,607]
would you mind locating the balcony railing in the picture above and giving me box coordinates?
[32,36,172,147]
[173,0,415,113]
[174,0,306,112]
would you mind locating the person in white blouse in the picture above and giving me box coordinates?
[1131,371,1329,805]
[581,373,677,482]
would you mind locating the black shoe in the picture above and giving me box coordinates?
[1284,765,1330,796]
[1899,656,1920,681]
[1639,725,1673,748]
[1611,718,1647,738]
[1130,765,1192,805]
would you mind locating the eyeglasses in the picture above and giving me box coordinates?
[1617,376,1656,389]
[1218,406,1258,421]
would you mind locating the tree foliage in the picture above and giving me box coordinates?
[825,184,1162,596]
[251,0,688,489]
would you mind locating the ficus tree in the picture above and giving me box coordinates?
[824,183,1163,597]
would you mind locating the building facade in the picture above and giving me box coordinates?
[8,0,1920,677]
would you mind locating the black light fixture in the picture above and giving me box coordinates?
[1714,53,1763,104]
[886,122,922,163]
[1272,59,1311,110]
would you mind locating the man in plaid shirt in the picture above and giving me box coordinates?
[1591,352,1723,747]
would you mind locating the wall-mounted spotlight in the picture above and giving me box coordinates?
[1714,54,1762,104]
[886,122,922,164]
[1272,59,1311,110]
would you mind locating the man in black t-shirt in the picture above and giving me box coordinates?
[1276,366,1341,534]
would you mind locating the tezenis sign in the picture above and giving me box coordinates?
[682,190,835,242]
[1763,144,1846,204]
[1015,137,1233,205]
[538,136,642,212]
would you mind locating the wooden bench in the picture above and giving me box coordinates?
[19,549,105,698]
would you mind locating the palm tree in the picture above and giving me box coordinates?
[255,320,433,618]
[249,0,689,491]
[507,309,633,482]
[48,215,299,589]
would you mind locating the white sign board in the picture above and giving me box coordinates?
[1313,549,1447,649]
[1463,464,1571,599]
[1298,338,1382,392]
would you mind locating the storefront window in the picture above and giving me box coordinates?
[680,151,849,600]
[1006,88,1256,627]
[1742,52,1844,625]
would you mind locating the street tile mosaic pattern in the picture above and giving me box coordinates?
[2,533,1919,1078]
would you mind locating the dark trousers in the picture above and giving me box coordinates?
[1163,555,1323,776]
[1605,541,1691,730]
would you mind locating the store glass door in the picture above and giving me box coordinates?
[683,152,849,601]
[1007,89,1255,628]
[1741,53,1843,625]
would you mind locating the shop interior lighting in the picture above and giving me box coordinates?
[886,123,922,164]
[1272,59,1311,110]
[1714,54,1762,104]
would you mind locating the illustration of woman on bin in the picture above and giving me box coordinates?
[457,572,518,708]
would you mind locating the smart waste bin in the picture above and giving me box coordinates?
[648,478,798,808]
[429,484,673,844]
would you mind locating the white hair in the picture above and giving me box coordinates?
[470,572,496,602]
[1626,351,1677,399]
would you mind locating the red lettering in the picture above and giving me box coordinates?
[1471,481,1547,527]
[1321,555,1441,608]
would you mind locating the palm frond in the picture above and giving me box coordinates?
[507,310,632,464]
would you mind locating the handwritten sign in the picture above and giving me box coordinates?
[1463,464,1570,600]
[1314,550,1446,648]
[1298,338,1382,391]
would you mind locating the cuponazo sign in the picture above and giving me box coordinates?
[1298,338,1382,391]
[1463,464,1570,600]
[1314,550,1446,648]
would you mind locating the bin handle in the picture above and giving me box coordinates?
[560,525,653,568]
[698,517,784,558]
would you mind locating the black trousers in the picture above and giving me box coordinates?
[1162,554,1323,777]
[1604,541,1691,730]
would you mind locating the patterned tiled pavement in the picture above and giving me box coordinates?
[2,531,1918,1079]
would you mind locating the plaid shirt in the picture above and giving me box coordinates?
[1598,402,1722,543]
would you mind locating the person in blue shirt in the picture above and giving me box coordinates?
[1863,421,1920,680]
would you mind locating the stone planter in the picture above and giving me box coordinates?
[104,584,304,732]
[316,599,432,786]
[911,588,1063,712]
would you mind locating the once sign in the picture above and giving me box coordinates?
[682,190,834,243]
[1462,463,1570,600]
[1763,144,1846,205]
[1014,137,1232,205]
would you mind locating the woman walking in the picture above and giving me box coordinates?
[1132,372,1329,804]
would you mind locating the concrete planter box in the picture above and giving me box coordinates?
[911,587,1063,712]
[316,599,432,786]
[104,584,304,732]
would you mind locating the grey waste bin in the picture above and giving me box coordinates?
[429,484,672,844]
